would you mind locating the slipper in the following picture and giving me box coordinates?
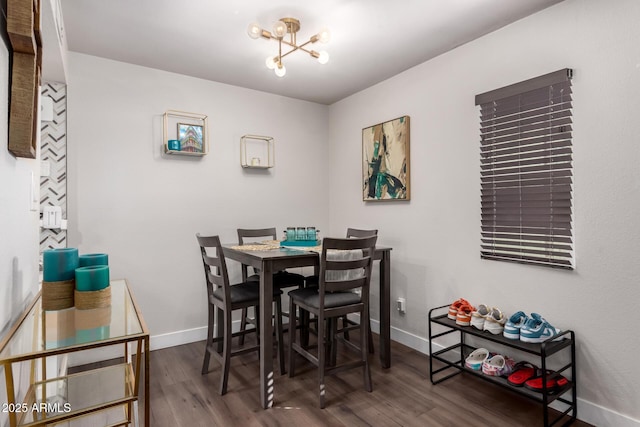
[507,361,538,386]
[524,370,568,392]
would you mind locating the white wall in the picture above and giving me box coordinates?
[66,53,330,346]
[0,28,42,427]
[328,0,640,425]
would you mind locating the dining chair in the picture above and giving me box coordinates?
[306,228,378,353]
[237,228,305,344]
[196,233,285,395]
[288,235,377,408]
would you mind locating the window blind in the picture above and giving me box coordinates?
[475,69,574,269]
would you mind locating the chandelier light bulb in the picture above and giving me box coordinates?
[317,51,329,64]
[265,56,277,69]
[275,63,286,77]
[317,28,331,44]
[247,23,262,39]
[273,20,287,38]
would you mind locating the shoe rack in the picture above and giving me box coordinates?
[428,305,577,427]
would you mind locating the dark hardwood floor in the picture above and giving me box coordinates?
[147,332,591,427]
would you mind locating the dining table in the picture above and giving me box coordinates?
[221,242,392,409]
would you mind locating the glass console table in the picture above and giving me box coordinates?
[0,279,149,427]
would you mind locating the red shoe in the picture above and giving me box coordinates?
[456,303,475,326]
[447,298,470,320]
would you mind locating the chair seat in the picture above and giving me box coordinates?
[288,287,361,309]
[212,282,282,305]
[248,270,306,289]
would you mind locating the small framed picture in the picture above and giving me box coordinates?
[177,123,204,153]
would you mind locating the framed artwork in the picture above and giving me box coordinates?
[362,116,410,201]
[177,123,204,153]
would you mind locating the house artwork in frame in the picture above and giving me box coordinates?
[177,123,204,153]
[362,116,410,201]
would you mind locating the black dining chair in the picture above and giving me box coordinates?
[306,228,378,353]
[196,233,285,395]
[237,228,305,343]
[288,235,377,408]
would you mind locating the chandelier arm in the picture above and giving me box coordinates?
[279,47,300,60]
[280,38,314,51]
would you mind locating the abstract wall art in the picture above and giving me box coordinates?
[362,116,410,201]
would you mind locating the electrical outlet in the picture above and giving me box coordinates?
[397,297,406,314]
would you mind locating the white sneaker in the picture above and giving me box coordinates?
[470,304,490,330]
[464,348,489,371]
[483,307,506,335]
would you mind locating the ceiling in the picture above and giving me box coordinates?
[58,0,564,105]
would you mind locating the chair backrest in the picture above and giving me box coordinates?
[237,228,278,279]
[346,228,378,238]
[237,227,278,244]
[196,234,231,305]
[319,236,377,300]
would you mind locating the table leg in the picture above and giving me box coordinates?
[379,250,391,368]
[144,335,150,426]
[4,362,17,427]
[260,262,274,409]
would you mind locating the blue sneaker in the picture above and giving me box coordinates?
[519,314,561,343]
[503,311,529,340]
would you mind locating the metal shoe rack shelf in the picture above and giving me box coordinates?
[428,305,577,427]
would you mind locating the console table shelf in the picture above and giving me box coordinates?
[428,305,577,426]
[0,279,149,427]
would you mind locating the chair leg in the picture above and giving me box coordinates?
[301,308,310,348]
[342,315,350,341]
[329,318,338,366]
[318,312,326,409]
[220,307,232,395]
[367,317,375,354]
[202,305,214,374]
[275,297,286,375]
[342,315,375,354]
[288,297,297,378]
[239,307,248,345]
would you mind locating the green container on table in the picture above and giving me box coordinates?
[75,265,110,291]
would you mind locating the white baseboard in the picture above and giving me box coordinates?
[150,326,208,351]
[150,320,639,427]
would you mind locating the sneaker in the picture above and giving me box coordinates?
[465,348,489,371]
[520,313,561,343]
[455,303,475,326]
[483,307,506,335]
[482,354,516,377]
[470,304,490,330]
[503,311,529,340]
[448,298,470,320]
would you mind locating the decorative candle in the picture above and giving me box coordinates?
[168,139,181,151]
[75,265,110,292]
[79,253,109,268]
[251,157,261,166]
[43,248,79,282]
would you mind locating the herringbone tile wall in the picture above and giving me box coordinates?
[40,82,67,252]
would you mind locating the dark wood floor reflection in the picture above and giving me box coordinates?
[148,334,591,427]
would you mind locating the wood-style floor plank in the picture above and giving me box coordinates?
[133,333,591,427]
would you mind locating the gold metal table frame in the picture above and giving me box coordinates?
[0,279,149,427]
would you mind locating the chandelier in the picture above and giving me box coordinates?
[247,17,330,77]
